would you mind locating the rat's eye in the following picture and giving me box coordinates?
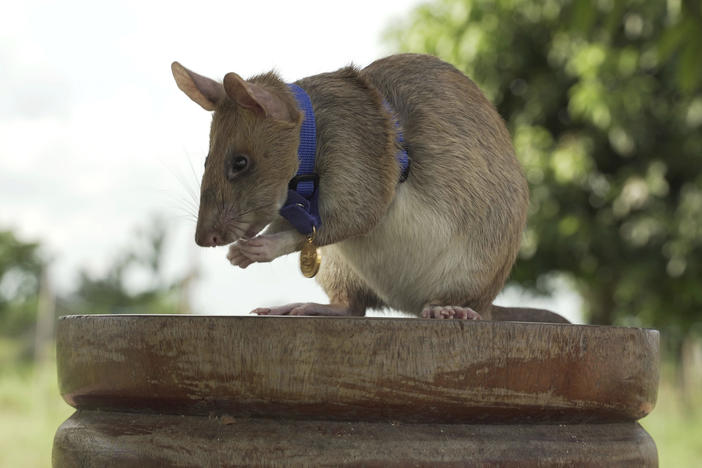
[227,154,249,181]
[232,155,248,170]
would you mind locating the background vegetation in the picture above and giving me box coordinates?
[2,0,701,465]
[389,0,702,342]
[0,219,192,467]
[387,1,702,462]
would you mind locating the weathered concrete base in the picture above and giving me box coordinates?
[53,410,657,467]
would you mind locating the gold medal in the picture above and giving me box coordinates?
[300,228,321,278]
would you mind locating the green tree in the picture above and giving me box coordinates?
[389,0,702,344]
[0,218,190,362]
[0,231,44,338]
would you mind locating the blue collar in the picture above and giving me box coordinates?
[385,101,410,182]
[279,84,410,236]
[287,84,318,198]
[278,84,320,236]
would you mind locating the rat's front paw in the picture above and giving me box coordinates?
[227,231,301,268]
[227,243,255,269]
[236,236,281,263]
[237,232,300,263]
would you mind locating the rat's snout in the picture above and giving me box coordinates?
[195,209,232,247]
[195,228,226,247]
[195,188,231,247]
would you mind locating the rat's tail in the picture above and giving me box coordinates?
[487,305,570,323]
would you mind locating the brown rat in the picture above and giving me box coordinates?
[171,54,564,321]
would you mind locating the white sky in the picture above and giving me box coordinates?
[0,0,582,321]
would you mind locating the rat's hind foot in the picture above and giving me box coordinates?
[252,303,358,316]
[251,303,304,315]
[421,305,481,320]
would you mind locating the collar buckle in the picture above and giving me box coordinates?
[288,173,319,192]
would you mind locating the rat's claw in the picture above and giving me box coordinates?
[422,305,481,320]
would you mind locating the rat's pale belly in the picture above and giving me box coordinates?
[334,186,493,314]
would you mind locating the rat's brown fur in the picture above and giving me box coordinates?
[173,54,539,319]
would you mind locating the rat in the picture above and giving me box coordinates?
[171,53,568,322]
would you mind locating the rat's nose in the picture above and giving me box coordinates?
[195,230,223,247]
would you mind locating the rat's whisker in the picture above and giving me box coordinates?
[186,153,203,190]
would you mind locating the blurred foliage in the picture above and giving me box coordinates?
[0,217,187,353]
[389,0,702,344]
[66,217,186,315]
[0,231,43,337]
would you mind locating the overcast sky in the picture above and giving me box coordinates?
[1,0,582,321]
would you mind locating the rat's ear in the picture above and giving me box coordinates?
[223,72,295,122]
[171,62,225,111]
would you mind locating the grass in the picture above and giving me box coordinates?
[0,340,700,467]
[0,349,73,468]
[640,365,702,467]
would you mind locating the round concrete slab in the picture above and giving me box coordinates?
[56,315,659,423]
